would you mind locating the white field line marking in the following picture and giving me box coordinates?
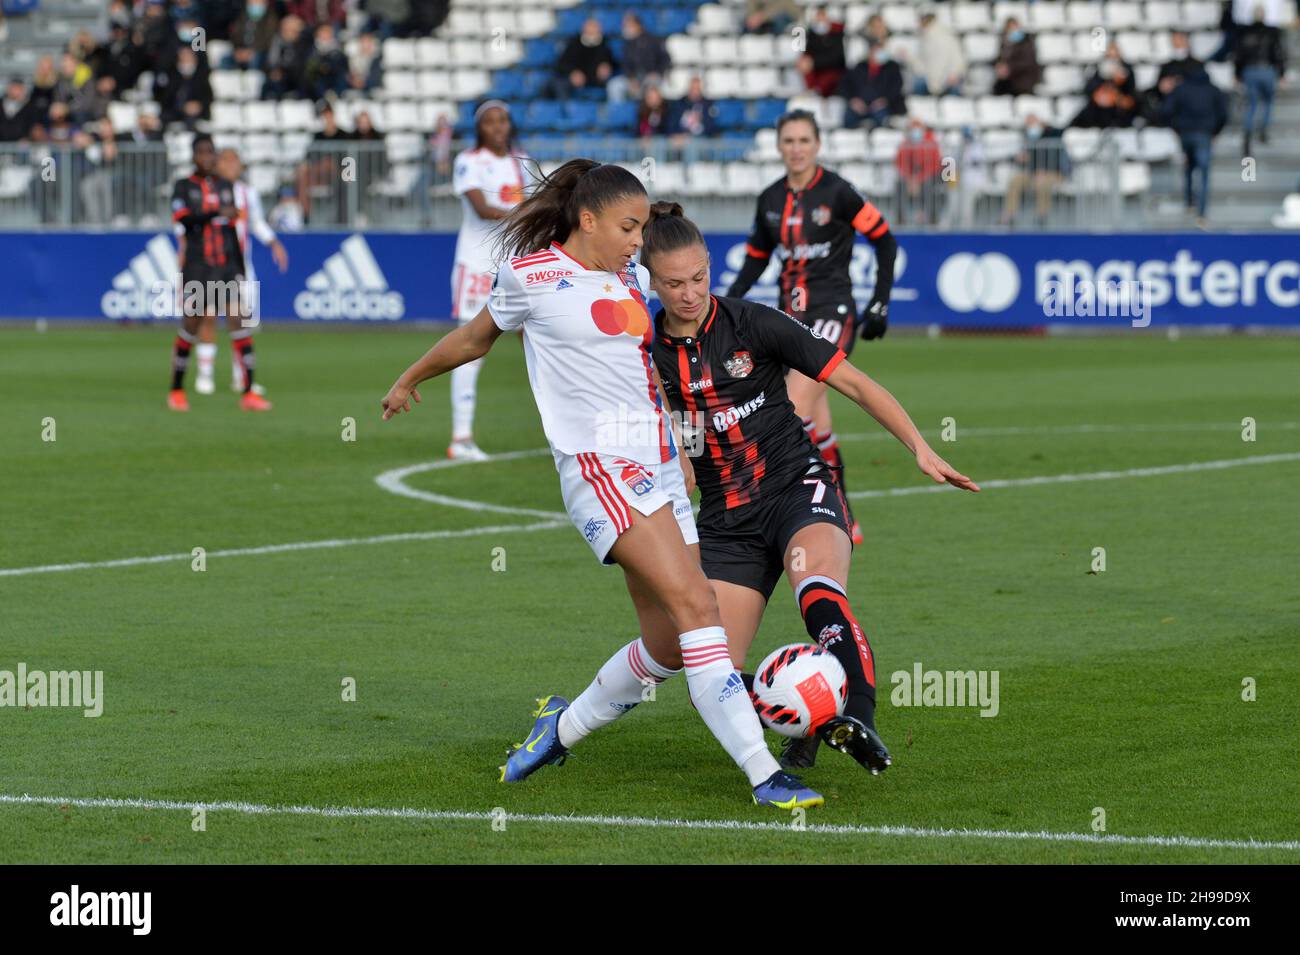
[0,521,568,578]
[839,421,1300,443]
[375,448,564,519]
[1,794,1295,852]
[6,452,1298,579]
[848,452,1300,500]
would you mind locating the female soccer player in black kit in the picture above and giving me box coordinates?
[645,202,978,771]
[726,109,896,545]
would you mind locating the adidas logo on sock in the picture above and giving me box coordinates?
[718,671,745,703]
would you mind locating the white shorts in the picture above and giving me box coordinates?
[554,450,698,564]
[451,262,494,323]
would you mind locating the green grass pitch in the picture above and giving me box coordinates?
[1,326,1297,864]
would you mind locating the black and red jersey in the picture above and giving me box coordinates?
[732,165,889,315]
[170,173,243,271]
[653,295,846,524]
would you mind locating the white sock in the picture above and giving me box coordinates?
[450,354,482,442]
[231,344,245,389]
[557,638,679,749]
[680,626,781,787]
[196,342,216,380]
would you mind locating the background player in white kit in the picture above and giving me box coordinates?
[184,148,288,399]
[446,100,531,461]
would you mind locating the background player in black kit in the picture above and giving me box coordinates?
[645,202,978,771]
[167,134,270,412]
[726,109,897,545]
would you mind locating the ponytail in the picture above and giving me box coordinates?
[641,200,707,272]
[494,158,647,262]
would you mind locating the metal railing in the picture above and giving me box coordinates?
[0,133,1141,232]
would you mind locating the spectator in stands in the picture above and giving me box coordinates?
[430,112,453,178]
[1148,32,1203,120]
[262,14,312,99]
[1086,42,1138,103]
[227,1,281,71]
[796,7,847,98]
[637,84,672,138]
[838,38,906,130]
[113,111,167,212]
[672,75,718,147]
[44,100,80,145]
[915,11,966,96]
[1001,114,1069,226]
[365,0,413,40]
[547,17,616,100]
[71,74,117,126]
[993,18,1041,96]
[80,118,119,225]
[139,1,173,65]
[744,0,801,36]
[270,185,306,232]
[0,78,37,143]
[1072,47,1140,128]
[895,117,945,225]
[304,22,350,100]
[352,109,385,202]
[286,0,347,32]
[354,109,383,142]
[98,19,146,93]
[864,13,890,48]
[1159,65,1228,225]
[1235,5,1287,154]
[156,46,211,127]
[29,56,58,125]
[299,102,354,224]
[947,125,987,229]
[606,13,671,105]
[204,1,245,41]
[55,51,93,107]
[348,32,384,93]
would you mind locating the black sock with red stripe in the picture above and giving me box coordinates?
[797,575,877,730]
[231,334,255,393]
[171,330,195,391]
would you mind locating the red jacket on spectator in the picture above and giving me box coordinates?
[285,0,347,29]
[896,128,943,185]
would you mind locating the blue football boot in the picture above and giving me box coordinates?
[499,695,570,783]
[752,770,824,809]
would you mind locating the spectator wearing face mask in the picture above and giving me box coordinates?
[546,17,616,100]
[227,1,281,71]
[1234,4,1287,155]
[838,38,906,129]
[915,12,966,96]
[797,7,847,98]
[1001,115,1070,226]
[895,118,945,225]
[1073,46,1140,128]
[1148,32,1204,120]
[993,18,1041,96]
[304,23,350,100]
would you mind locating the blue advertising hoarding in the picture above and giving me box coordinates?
[1,231,1296,325]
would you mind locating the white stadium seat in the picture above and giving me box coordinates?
[750,128,779,161]
[882,5,920,33]
[445,8,482,38]
[691,5,735,35]
[1140,127,1181,162]
[704,67,743,97]
[939,96,978,129]
[1144,1,1181,23]
[1066,2,1105,28]
[1037,33,1076,65]
[517,10,555,38]
[738,35,775,64]
[993,2,1031,25]
[451,70,491,100]
[702,37,739,65]
[953,3,992,33]
[1105,2,1144,28]
[243,101,279,131]
[964,33,1001,62]
[243,132,279,163]
[210,71,244,101]
[1116,32,1154,63]
[382,38,418,70]
[1041,64,1084,95]
[977,95,1017,127]
[1063,127,1102,160]
[870,127,904,162]
[382,101,422,131]
[382,70,419,99]
[1119,162,1151,195]
[829,127,869,161]
[280,132,314,163]
[1181,1,1220,28]
[247,164,279,196]
[418,70,453,99]
[1054,95,1087,126]
[724,162,764,196]
[1028,3,1069,29]
[415,38,448,67]
[107,101,138,131]
[667,35,703,67]
[385,132,424,163]
[908,96,941,129]
[741,67,781,97]
[981,129,1024,160]
[649,162,686,196]
[1014,94,1053,119]
[209,102,244,132]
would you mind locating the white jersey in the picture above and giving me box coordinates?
[488,242,676,466]
[453,146,529,272]
[232,180,276,279]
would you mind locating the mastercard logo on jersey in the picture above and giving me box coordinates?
[590,296,649,337]
[498,184,525,205]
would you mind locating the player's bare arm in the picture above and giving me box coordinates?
[382,304,504,420]
[825,360,980,492]
[462,188,510,221]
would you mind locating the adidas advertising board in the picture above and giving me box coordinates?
[2,232,1296,325]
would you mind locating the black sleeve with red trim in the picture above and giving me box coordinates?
[169,177,217,227]
[743,300,846,383]
[838,179,897,304]
[724,203,776,299]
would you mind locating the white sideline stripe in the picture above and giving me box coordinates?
[848,452,1300,500]
[0,521,567,578]
[838,421,1300,443]
[1,794,1295,852]
[6,453,1298,579]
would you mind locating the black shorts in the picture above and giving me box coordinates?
[698,463,854,601]
[798,298,858,358]
[180,264,246,318]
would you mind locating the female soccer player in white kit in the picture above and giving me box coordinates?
[381,160,822,809]
[446,101,531,461]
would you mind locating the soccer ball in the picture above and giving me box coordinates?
[751,643,847,738]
